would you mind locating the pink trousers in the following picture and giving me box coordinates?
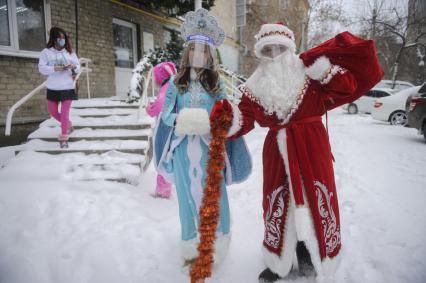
[47,100,72,136]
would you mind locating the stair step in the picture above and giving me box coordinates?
[27,150,146,165]
[39,116,155,130]
[62,163,141,184]
[70,108,138,117]
[18,148,146,155]
[17,97,155,183]
[28,128,152,141]
[18,139,148,155]
[71,98,138,109]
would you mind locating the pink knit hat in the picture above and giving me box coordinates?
[153,62,177,85]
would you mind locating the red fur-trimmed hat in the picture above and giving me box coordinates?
[254,22,296,58]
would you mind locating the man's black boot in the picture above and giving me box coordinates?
[296,241,315,276]
[258,268,281,283]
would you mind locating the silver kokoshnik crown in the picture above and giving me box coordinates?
[180,8,225,47]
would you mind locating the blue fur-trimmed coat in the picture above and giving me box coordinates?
[153,77,252,186]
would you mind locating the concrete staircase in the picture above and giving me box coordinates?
[18,97,155,184]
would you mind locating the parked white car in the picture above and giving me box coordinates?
[342,88,396,114]
[374,80,414,92]
[372,86,422,126]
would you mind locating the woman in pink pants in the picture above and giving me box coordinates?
[38,27,80,148]
[147,62,177,198]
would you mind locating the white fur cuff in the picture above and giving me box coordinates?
[175,108,210,136]
[304,56,331,81]
[227,103,242,137]
[294,207,314,241]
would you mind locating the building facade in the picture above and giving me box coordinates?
[0,0,241,127]
[238,0,310,77]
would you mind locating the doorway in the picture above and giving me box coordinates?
[112,18,137,99]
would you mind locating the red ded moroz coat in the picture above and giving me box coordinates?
[230,32,383,279]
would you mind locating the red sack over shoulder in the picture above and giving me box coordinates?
[300,31,384,110]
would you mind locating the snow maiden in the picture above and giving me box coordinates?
[153,8,252,277]
[147,61,177,198]
[224,23,384,282]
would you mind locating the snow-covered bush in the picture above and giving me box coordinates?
[126,30,184,103]
[127,57,152,104]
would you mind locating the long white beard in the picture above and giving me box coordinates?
[245,51,306,120]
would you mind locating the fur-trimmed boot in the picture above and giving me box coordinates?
[296,241,315,276]
[258,268,281,283]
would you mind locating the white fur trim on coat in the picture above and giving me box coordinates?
[254,23,296,59]
[275,129,341,282]
[304,56,331,81]
[175,108,210,136]
[227,103,242,137]
[320,65,346,85]
[262,202,298,278]
[294,207,315,241]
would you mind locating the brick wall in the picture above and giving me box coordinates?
[0,0,74,126]
[0,56,47,125]
[76,0,115,99]
[1,0,170,126]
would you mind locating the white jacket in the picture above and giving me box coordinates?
[38,47,81,90]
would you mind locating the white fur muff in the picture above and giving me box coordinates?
[175,108,211,136]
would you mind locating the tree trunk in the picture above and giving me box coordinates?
[391,47,404,89]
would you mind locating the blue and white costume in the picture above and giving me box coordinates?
[154,74,252,261]
[153,8,252,262]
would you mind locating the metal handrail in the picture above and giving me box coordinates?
[137,65,154,173]
[219,70,245,101]
[77,58,92,99]
[5,58,92,136]
[137,65,153,120]
[5,82,46,136]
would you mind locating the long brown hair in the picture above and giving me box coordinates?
[174,42,221,95]
[46,27,73,54]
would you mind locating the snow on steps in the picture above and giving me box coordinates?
[71,97,139,109]
[70,107,138,118]
[28,128,151,141]
[21,139,148,155]
[18,97,155,183]
[39,114,154,130]
[10,151,144,184]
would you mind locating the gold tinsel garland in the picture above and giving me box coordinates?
[190,101,233,283]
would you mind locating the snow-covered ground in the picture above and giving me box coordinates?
[0,109,425,283]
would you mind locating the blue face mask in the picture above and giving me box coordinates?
[56,38,65,47]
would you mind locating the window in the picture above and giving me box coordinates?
[280,0,290,9]
[0,0,10,46]
[0,0,50,58]
[113,18,137,68]
[418,83,426,94]
[236,0,246,27]
[375,91,390,98]
[366,91,376,97]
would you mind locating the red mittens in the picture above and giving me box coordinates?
[210,99,233,121]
